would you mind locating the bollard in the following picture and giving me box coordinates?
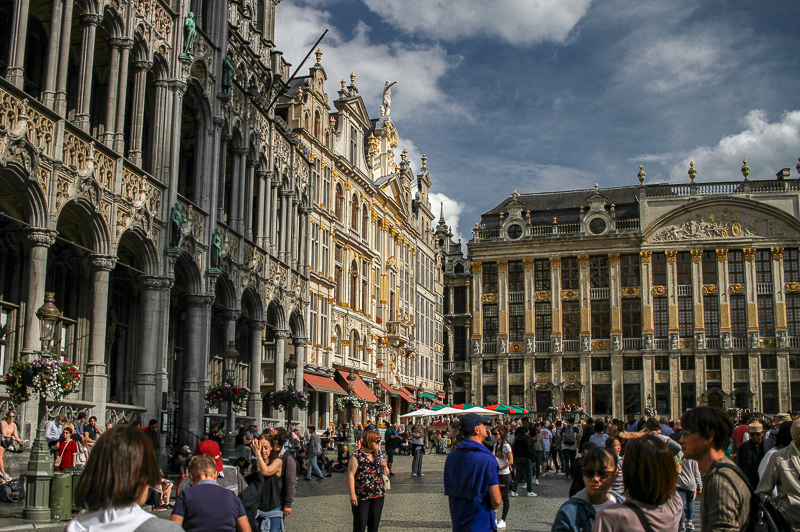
[66,467,84,511]
[50,471,73,520]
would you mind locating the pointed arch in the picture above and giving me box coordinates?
[289,309,305,339]
[56,198,111,255]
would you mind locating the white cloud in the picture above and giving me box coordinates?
[363,0,593,46]
[429,192,466,244]
[274,3,462,121]
[670,110,800,182]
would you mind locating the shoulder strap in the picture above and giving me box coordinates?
[623,501,658,532]
[713,462,755,492]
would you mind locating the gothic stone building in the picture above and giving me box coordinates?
[0,0,313,448]
[466,168,800,419]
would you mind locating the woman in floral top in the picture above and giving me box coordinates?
[348,430,387,532]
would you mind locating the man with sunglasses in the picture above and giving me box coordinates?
[444,413,502,531]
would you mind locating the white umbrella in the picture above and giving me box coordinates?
[433,407,464,416]
[399,408,436,418]
[461,407,504,416]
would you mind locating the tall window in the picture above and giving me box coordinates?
[622,299,642,338]
[621,254,640,287]
[509,385,524,406]
[482,360,498,373]
[731,295,746,338]
[320,300,328,351]
[508,261,524,292]
[483,385,498,407]
[454,286,467,314]
[321,229,329,276]
[755,250,772,284]
[483,262,498,293]
[534,259,550,291]
[351,195,359,229]
[509,303,525,342]
[623,356,643,370]
[653,297,668,338]
[590,256,609,288]
[562,301,580,340]
[702,250,717,284]
[788,294,800,337]
[624,383,642,415]
[654,356,669,370]
[656,383,670,415]
[454,326,467,361]
[309,297,317,345]
[535,302,552,339]
[561,258,579,290]
[676,252,692,285]
[509,359,524,373]
[593,385,613,415]
[349,262,358,309]
[678,295,693,338]
[311,224,318,272]
[349,126,358,165]
[591,300,611,339]
[681,383,696,411]
[785,249,800,282]
[362,206,369,239]
[652,252,667,286]
[562,358,580,372]
[762,382,779,414]
[704,295,719,338]
[728,250,744,284]
[483,304,499,342]
[335,185,343,221]
[334,266,342,303]
[758,295,775,337]
[535,358,552,372]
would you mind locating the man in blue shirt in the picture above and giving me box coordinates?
[444,413,502,531]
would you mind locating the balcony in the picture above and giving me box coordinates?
[655,339,670,350]
[563,339,580,352]
[535,340,551,353]
[677,285,692,296]
[732,337,748,349]
[756,283,773,295]
[623,338,643,350]
[483,341,498,354]
[705,337,720,349]
[508,291,525,303]
[791,337,800,348]
[590,287,610,300]
[386,321,411,348]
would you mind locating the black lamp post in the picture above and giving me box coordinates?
[23,292,61,521]
[346,368,357,452]
[221,340,239,463]
[284,354,298,428]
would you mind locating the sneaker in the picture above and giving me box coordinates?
[542,472,548,477]
[565,475,572,480]
[533,478,540,485]
[388,473,396,477]
[496,519,507,529]
[509,491,518,497]
[520,483,527,489]
[419,473,425,476]
[411,473,417,477]
[556,472,566,476]
[527,491,538,497]
[685,523,695,531]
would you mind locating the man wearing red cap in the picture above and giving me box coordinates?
[195,436,223,474]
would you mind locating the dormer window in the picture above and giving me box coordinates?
[507,224,523,240]
[589,218,607,235]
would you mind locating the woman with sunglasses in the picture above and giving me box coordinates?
[593,435,682,532]
[492,426,514,530]
[348,430,387,532]
[550,446,623,532]
[55,422,81,471]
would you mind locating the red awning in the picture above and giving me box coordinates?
[304,374,347,395]
[377,379,399,397]
[336,370,378,402]
[428,396,445,406]
[396,387,416,403]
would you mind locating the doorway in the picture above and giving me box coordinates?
[563,390,580,407]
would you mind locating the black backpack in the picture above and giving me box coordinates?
[563,426,577,444]
[0,478,25,503]
[714,462,793,532]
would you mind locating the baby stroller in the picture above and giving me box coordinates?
[397,435,411,456]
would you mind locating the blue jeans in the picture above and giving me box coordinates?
[306,454,324,479]
[678,488,695,527]
[535,450,544,478]
[511,457,533,493]
[257,506,284,532]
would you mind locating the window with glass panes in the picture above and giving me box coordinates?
[680,356,695,370]
[483,262,498,293]
[593,385,613,414]
[454,326,467,361]
[622,299,642,338]
[483,359,498,373]
[509,359,524,373]
[592,357,611,371]
[731,295,746,338]
[755,250,772,283]
[728,250,744,284]
[509,385,525,406]
[793,383,800,413]
[656,383,670,415]
[762,382,779,414]
[733,354,748,369]
[624,383,642,414]
[654,356,669,370]
[761,354,777,369]
[704,295,719,338]
[483,304,499,341]
[508,261,525,292]
[702,250,717,284]
[652,252,667,286]
[788,294,800,337]
[562,301,580,340]
[676,252,692,285]
[561,257,579,290]
[443,288,450,315]
[562,357,580,372]
[706,355,721,370]
[591,300,611,339]
[623,356,643,371]
[534,358,552,372]
[621,254,640,287]
[678,296,693,338]
[785,249,800,282]
[590,256,609,288]
[654,297,668,338]
[534,259,551,291]
[758,295,774,337]
[681,383,696,411]
[509,303,525,342]
[535,302,552,339]
[454,286,467,314]
[483,385,498,406]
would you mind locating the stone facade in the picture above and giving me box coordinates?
[0,0,311,448]
[465,172,800,419]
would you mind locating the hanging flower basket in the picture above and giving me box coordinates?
[267,388,309,412]
[727,407,743,421]
[205,384,251,412]
[376,359,384,368]
[644,407,658,418]
[3,359,82,404]
[336,394,367,411]
[368,401,392,418]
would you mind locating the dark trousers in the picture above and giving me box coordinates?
[352,496,385,532]
[511,457,533,493]
[563,449,577,478]
[498,474,511,521]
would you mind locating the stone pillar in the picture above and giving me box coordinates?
[255,170,267,245]
[691,250,705,347]
[126,60,153,165]
[53,0,75,116]
[609,253,622,347]
[244,158,255,238]
[772,247,787,344]
[6,0,31,89]
[102,39,125,146]
[181,294,212,447]
[497,260,508,343]
[221,309,240,350]
[112,39,134,153]
[21,230,57,357]
[150,80,171,181]
[640,252,654,346]
[249,321,266,424]
[270,181,279,255]
[280,192,292,263]
[273,329,288,416]
[578,255,590,346]
[548,257,562,347]
[85,255,117,422]
[471,262,483,341]
[293,338,307,427]
[261,171,273,249]
[717,249,731,346]
[666,250,679,348]
[167,80,187,193]
[137,276,171,423]
[743,248,759,346]
[42,0,65,108]
[229,148,243,229]
[75,13,103,132]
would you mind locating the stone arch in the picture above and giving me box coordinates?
[241,286,264,321]
[214,274,237,311]
[349,328,360,359]
[0,166,47,228]
[56,198,111,255]
[173,251,203,296]
[289,309,305,339]
[177,80,213,204]
[114,226,159,276]
[266,299,286,331]
[102,4,126,38]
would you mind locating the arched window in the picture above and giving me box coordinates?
[178,88,203,203]
[304,112,310,131]
[351,194,359,229]
[362,205,369,240]
[335,185,343,221]
[350,260,358,309]
[314,111,321,138]
[350,330,360,360]
[334,325,342,355]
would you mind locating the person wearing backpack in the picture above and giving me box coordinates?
[680,406,750,532]
[561,418,579,480]
[756,418,800,527]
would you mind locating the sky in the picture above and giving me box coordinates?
[274,0,800,245]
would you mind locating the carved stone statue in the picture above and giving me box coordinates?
[645,335,654,350]
[582,337,589,351]
[183,13,197,59]
[499,339,506,353]
[221,54,234,98]
[526,337,534,353]
[380,81,397,117]
[612,336,620,351]
[473,340,480,353]
[552,337,561,353]
[210,228,222,270]
[169,202,185,248]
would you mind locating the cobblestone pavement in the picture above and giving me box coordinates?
[288,452,570,532]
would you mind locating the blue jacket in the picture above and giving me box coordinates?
[551,488,624,532]
[444,438,500,531]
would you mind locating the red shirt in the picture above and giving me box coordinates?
[733,423,749,448]
[56,439,78,471]
[195,439,223,472]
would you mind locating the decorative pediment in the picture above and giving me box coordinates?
[644,197,800,244]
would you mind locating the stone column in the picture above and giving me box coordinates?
[691,250,705,347]
[471,262,483,342]
[221,309,240,348]
[229,148,244,229]
[21,230,57,357]
[609,253,622,348]
[273,329,288,395]
[75,13,103,133]
[717,249,731,346]
[261,171,274,250]
[293,338,307,427]
[270,182,279,255]
[243,158,255,238]
[102,39,125,146]
[743,248,759,347]
[42,0,65,108]
[149,80,170,181]
[126,60,153,165]
[136,276,172,423]
[497,260,508,344]
[255,170,267,245]
[666,250,679,349]
[578,255,590,347]
[6,0,31,89]
[772,247,787,345]
[112,39,134,153]
[53,0,75,116]
[280,191,292,263]
[249,321,266,423]
[640,252,654,347]
[548,257,562,348]
[85,255,117,421]
[167,80,187,193]
[181,294,212,448]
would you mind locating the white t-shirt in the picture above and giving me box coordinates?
[540,429,553,451]
[592,496,617,514]
[494,442,513,475]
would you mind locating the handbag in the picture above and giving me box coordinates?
[54,442,69,468]
[74,442,88,467]
[382,474,391,490]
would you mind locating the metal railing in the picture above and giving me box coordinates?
[616,219,641,231]
[655,339,670,350]
[483,341,498,354]
[791,337,800,348]
[705,337,720,349]
[677,285,692,296]
[732,337,748,348]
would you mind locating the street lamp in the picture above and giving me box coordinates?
[23,292,61,521]
[346,368,357,452]
[221,340,239,463]
[284,354,298,428]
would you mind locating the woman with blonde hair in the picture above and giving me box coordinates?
[348,430,387,532]
[492,425,514,529]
